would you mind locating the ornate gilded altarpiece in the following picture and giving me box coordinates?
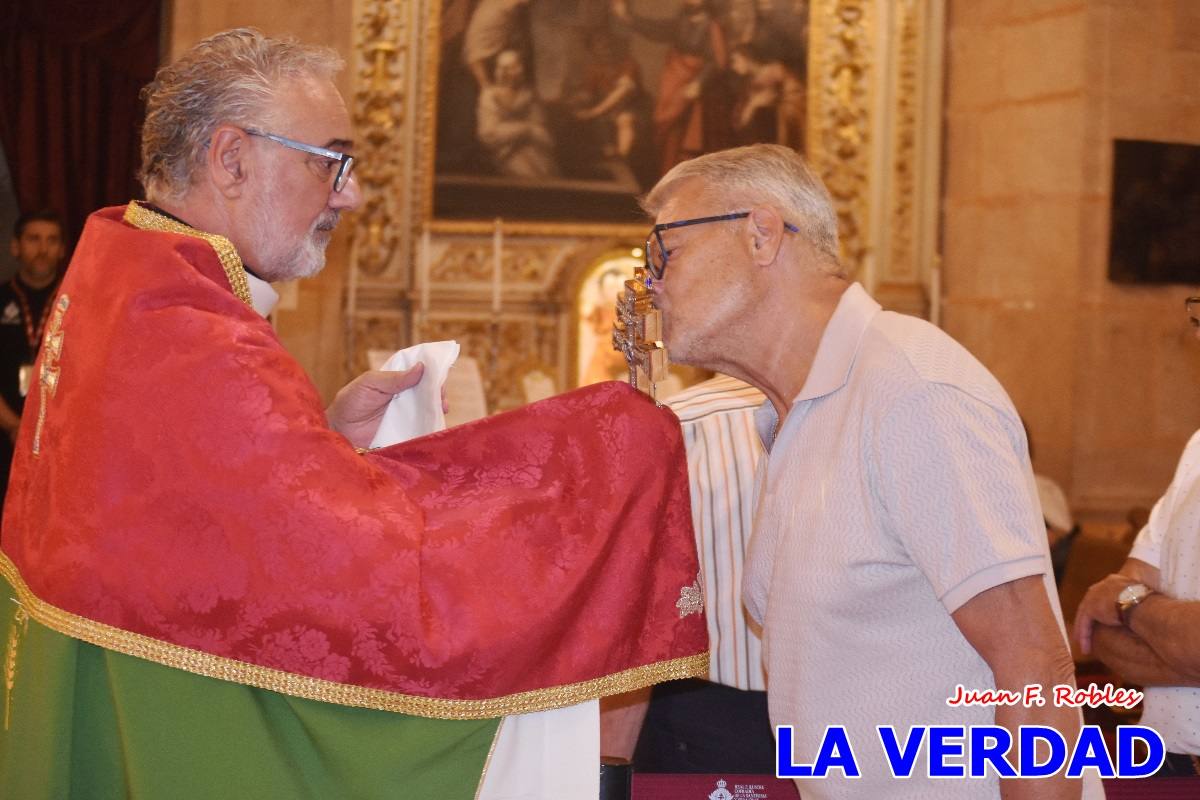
[347,0,945,412]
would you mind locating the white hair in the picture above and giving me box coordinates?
[642,144,842,273]
[138,28,343,202]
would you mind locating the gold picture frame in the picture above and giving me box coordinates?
[353,0,942,266]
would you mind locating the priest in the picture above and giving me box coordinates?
[0,28,707,799]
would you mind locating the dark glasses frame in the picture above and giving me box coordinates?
[644,211,800,281]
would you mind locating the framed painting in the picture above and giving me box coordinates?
[424,0,811,225]
[348,0,946,393]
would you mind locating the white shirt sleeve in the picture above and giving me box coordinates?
[874,382,1050,614]
[1129,429,1200,570]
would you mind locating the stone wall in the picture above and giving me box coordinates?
[943,0,1200,516]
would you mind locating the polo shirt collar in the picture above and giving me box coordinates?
[753,282,880,451]
[794,282,880,403]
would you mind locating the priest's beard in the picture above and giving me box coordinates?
[248,205,340,282]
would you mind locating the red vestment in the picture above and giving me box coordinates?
[0,204,707,718]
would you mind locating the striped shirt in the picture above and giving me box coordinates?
[666,375,767,691]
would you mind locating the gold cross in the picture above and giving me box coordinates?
[612,267,667,401]
[33,294,69,456]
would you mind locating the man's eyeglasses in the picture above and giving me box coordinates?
[1186,296,1200,329]
[644,211,800,281]
[245,129,356,192]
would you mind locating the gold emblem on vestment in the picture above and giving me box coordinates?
[676,573,704,618]
[33,295,69,456]
[3,602,30,730]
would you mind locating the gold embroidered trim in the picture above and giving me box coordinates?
[0,552,707,720]
[122,201,253,309]
[3,600,29,730]
[33,295,69,456]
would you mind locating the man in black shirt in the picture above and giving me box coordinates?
[0,210,65,519]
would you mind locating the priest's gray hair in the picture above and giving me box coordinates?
[138,28,343,202]
[641,144,843,275]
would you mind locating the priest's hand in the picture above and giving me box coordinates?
[327,363,432,449]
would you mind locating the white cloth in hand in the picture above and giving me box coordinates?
[369,340,460,447]
[368,339,599,799]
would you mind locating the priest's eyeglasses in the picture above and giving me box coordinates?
[245,129,356,192]
[644,211,800,281]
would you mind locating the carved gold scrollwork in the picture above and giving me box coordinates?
[430,242,564,285]
[504,247,559,283]
[353,0,407,276]
[352,315,408,373]
[808,0,873,274]
[430,245,493,283]
[418,317,558,413]
[888,0,919,281]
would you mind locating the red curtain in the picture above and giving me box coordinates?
[0,0,161,249]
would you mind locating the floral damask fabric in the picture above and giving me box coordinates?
[1,207,707,708]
